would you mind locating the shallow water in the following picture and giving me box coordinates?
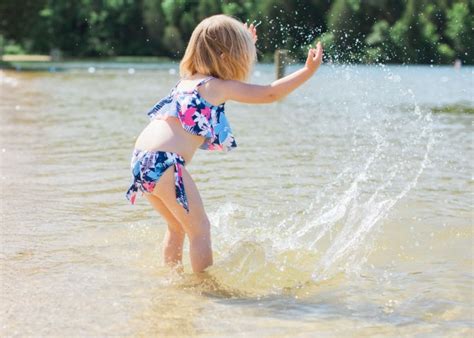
[0,64,472,336]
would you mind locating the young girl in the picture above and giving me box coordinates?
[126,14,323,273]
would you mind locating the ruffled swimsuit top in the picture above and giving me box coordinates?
[147,76,237,152]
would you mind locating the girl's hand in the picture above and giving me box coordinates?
[305,41,323,73]
[244,22,258,44]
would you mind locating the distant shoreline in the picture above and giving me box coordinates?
[1,55,471,72]
[0,55,179,71]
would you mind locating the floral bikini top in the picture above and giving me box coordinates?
[147,76,237,152]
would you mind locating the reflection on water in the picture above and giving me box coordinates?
[0,65,473,336]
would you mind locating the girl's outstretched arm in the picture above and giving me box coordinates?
[221,42,323,104]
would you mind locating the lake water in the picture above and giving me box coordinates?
[0,64,472,336]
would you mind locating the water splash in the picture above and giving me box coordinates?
[205,63,435,296]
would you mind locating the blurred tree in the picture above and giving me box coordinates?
[0,0,47,52]
[389,0,419,63]
[179,11,197,42]
[142,0,167,54]
[161,0,200,56]
[0,0,472,64]
[325,0,365,62]
[256,0,327,61]
[163,25,185,57]
[198,0,222,20]
[417,2,444,63]
[445,1,473,63]
[38,1,91,55]
[162,0,186,26]
[109,0,151,56]
[364,20,393,63]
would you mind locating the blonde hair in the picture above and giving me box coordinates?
[179,15,256,81]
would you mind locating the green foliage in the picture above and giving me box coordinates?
[364,20,393,63]
[162,0,186,26]
[142,0,166,54]
[3,42,27,55]
[445,1,473,63]
[163,26,185,56]
[0,0,472,64]
[437,43,456,62]
[198,0,221,20]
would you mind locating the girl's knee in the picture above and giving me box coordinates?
[185,217,211,240]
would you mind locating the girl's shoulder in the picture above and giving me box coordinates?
[191,77,227,107]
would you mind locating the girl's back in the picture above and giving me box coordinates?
[134,76,222,162]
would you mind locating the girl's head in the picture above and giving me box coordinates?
[179,15,256,81]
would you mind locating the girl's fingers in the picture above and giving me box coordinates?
[244,22,258,42]
[316,43,323,59]
[306,42,323,70]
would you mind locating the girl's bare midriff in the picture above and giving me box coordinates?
[134,117,204,163]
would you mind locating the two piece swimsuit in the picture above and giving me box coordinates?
[125,76,236,212]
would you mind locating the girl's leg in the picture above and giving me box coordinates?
[145,193,185,269]
[152,166,213,273]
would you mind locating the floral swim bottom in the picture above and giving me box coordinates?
[125,149,189,213]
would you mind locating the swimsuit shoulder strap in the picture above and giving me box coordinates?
[172,76,214,94]
[170,78,182,94]
[196,76,215,88]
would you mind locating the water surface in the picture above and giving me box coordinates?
[0,64,472,336]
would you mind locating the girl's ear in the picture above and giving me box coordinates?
[220,53,225,59]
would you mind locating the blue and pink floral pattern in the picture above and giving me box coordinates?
[147,76,237,152]
[125,149,189,212]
